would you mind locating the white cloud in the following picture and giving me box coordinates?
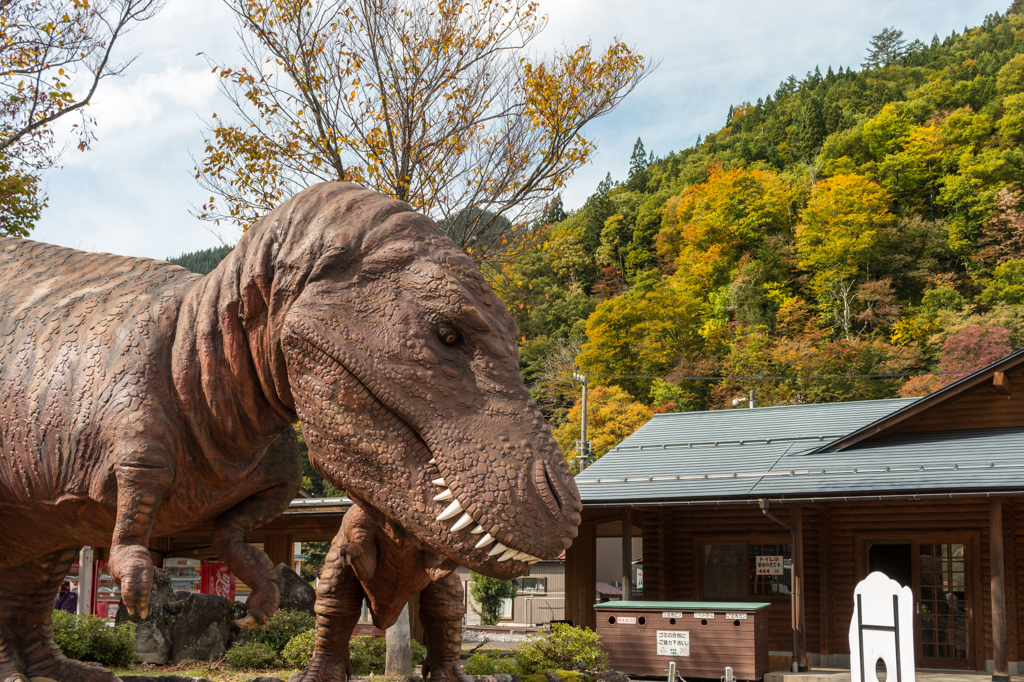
[28,0,1010,259]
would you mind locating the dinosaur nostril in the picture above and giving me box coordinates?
[533,460,563,517]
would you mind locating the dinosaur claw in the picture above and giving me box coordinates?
[235,615,260,629]
[138,605,148,620]
[125,605,135,616]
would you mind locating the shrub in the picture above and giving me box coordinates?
[349,635,427,676]
[248,608,316,654]
[469,573,518,626]
[513,623,608,675]
[282,629,315,669]
[51,610,136,668]
[225,641,281,670]
[463,651,519,675]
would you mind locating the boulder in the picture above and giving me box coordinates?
[168,592,240,664]
[248,678,289,682]
[273,563,317,615]
[598,671,630,682]
[115,568,181,664]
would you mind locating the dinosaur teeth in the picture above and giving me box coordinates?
[437,499,463,521]
[450,512,475,532]
[470,525,486,534]
[475,534,495,549]
[431,477,446,486]
[428,459,437,464]
[498,548,518,562]
[488,543,507,556]
[512,551,532,561]
[433,489,453,501]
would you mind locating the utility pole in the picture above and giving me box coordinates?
[573,371,591,471]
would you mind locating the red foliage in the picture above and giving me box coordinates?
[937,325,1012,380]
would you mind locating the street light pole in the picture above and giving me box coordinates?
[573,371,590,471]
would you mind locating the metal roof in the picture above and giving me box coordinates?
[575,398,1024,504]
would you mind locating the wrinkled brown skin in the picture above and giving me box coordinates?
[302,505,470,682]
[0,183,581,682]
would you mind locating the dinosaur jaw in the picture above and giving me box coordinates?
[283,325,578,578]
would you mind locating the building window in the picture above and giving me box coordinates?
[750,543,792,596]
[499,597,513,619]
[702,544,747,600]
[515,577,547,594]
[701,542,792,600]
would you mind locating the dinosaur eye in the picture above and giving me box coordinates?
[439,324,460,346]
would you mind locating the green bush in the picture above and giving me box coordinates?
[247,608,316,654]
[225,641,281,670]
[463,651,519,675]
[348,635,426,676]
[51,610,136,668]
[282,629,316,669]
[513,623,608,675]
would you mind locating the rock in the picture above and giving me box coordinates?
[598,672,630,682]
[273,563,317,614]
[115,568,182,664]
[246,678,288,682]
[168,592,239,664]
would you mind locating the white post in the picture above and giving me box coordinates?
[78,546,94,616]
[385,604,412,676]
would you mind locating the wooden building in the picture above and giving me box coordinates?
[566,351,1024,680]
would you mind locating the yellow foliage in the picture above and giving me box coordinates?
[553,385,653,465]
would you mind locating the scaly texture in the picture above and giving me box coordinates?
[0,182,580,682]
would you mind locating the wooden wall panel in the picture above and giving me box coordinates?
[895,367,1024,433]
[639,496,1014,671]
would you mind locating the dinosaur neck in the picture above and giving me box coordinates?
[172,238,295,472]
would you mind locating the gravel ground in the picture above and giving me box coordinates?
[461,629,532,643]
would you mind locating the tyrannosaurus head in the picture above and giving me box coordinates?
[245,183,581,579]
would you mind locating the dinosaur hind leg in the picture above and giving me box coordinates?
[419,571,471,682]
[0,547,118,682]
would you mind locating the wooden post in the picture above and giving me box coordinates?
[991,499,1008,682]
[792,505,807,672]
[565,523,597,629]
[622,507,632,601]
[385,604,412,675]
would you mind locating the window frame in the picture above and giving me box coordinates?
[698,535,792,602]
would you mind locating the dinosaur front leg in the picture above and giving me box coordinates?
[108,458,174,620]
[0,547,117,682]
[419,571,471,682]
[292,527,370,682]
[212,481,297,628]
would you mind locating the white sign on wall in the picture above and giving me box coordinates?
[616,616,637,624]
[849,572,916,682]
[756,555,784,575]
[656,631,690,656]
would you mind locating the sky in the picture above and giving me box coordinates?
[27,0,1009,260]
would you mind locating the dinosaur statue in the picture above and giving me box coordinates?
[0,182,581,682]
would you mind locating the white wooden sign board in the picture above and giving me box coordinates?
[756,555,784,575]
[849,572,916,682]
[656,630,690,656]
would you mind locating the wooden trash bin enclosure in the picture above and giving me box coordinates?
[594,601,771,680]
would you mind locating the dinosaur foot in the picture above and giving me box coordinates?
[421,660,473,682]
[24,657,117,682]
[290,652,353,682]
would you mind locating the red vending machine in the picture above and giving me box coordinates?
[92,561,121,619]
[162,558,235,601]
[202,562,235,601]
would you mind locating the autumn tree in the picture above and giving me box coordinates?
[0,0,163,236]
[553,385,652,467]
[196,0,653,263]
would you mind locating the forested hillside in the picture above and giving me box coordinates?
[490,7,1024,466]
[167,245,232,275]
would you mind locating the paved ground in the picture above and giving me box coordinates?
[765,668,996,682]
